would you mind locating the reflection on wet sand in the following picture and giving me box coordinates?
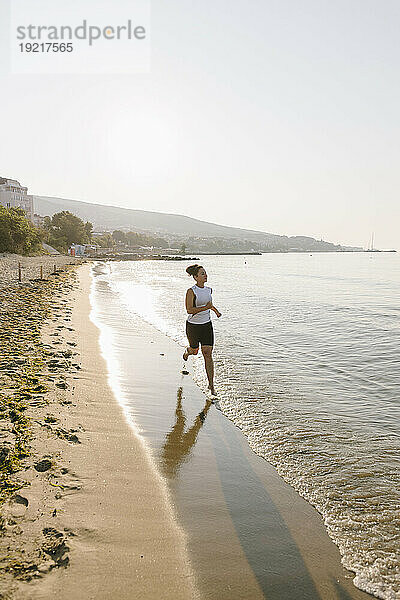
[159,387,322,599]
[160,387,212,478]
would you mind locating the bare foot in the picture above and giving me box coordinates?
[183,349,189,361]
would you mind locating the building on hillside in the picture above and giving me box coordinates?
[33,213,46,228]
[0,176,34,222]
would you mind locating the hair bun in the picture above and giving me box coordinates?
[186,264,201,277]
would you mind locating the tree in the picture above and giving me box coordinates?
[124,230,169,249]
[180,243,187,254]
[112,230,126,244]
[44,211,93,252]
[84,221,93,241]
[96,233,115,248]
[125,231,140,247]
[0,206,44,255]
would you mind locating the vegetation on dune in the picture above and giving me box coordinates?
[0,207,45,255]
[43,211,93,252]
[0,207,94,255]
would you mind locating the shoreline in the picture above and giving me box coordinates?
[0,259,376,599]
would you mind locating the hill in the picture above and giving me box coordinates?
[33,195,347,252]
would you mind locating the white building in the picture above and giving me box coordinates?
[0,176,34,222]
[33,213,46,228]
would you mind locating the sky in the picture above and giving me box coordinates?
[0,0,399,250]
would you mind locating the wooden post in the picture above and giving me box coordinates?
[40,265,43,280]
[54,264,57,274]
[18,262,22,282]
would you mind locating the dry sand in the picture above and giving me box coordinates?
[0,261,84,596]
[0,253,84,286]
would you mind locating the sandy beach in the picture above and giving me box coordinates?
[0,259,376,600]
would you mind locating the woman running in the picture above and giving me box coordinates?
[183,264,221,396]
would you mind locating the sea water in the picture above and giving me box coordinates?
[91,252,400,600]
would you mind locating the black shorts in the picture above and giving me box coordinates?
[186,320,214,349]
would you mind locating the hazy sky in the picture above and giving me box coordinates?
[1,0,399,249]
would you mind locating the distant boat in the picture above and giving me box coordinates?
[364,232,397,252]
[365,232,379,252]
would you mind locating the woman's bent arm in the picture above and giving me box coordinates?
[211,305,222,318]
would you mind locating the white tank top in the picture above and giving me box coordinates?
[187,284,212,324]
